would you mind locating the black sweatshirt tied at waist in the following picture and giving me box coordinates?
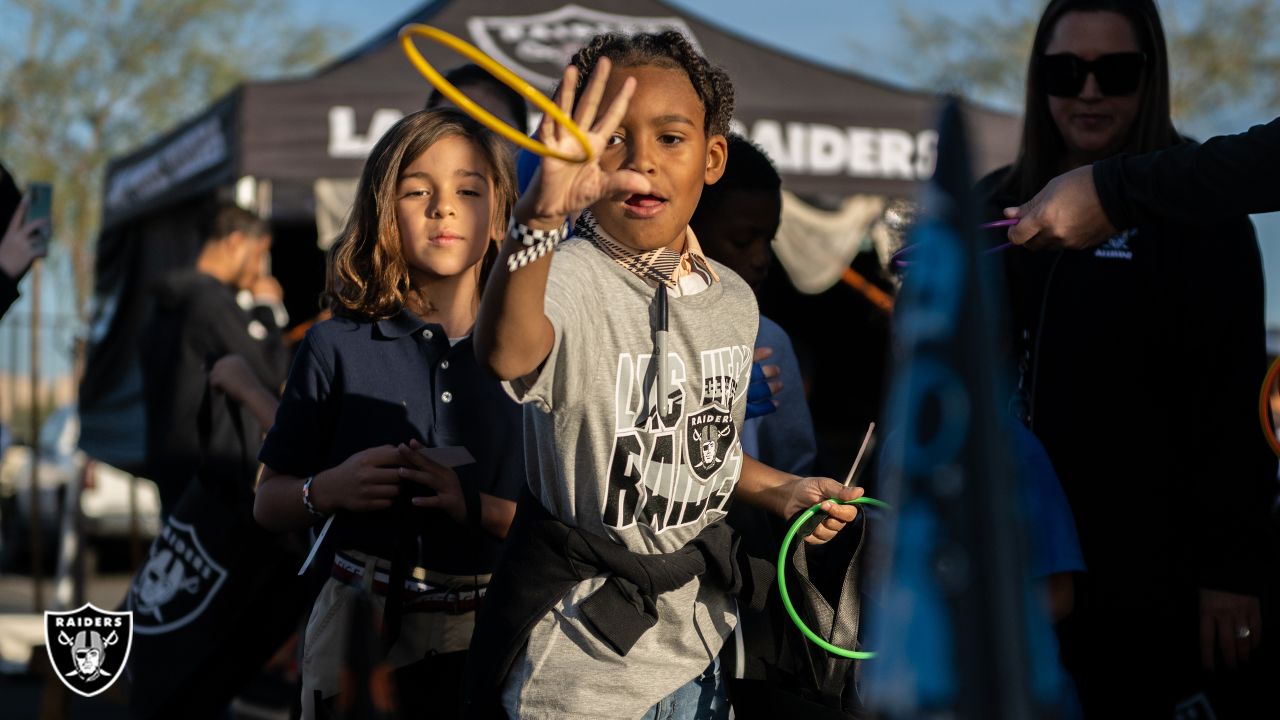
[464,488,774,717]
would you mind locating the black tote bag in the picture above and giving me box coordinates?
[727,513,871,720]
[124,384,307,718]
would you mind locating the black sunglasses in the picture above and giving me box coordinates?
[1041,52,1146,97]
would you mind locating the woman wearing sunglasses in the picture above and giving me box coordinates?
[978,1,1275,717]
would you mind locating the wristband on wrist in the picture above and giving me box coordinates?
[507,220,569,271]
[302,475,328,518]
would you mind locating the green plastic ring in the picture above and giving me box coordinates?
[776,496,890,659]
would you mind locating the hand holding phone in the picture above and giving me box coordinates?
[26,182,52,247]
[0,186,50,280]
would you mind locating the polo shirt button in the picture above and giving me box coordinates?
[421,329,434,340]
[441,360,450,370]
[441,391,453,403]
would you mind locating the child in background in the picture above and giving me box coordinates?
[253,109,524,719]
[425,62,530,136]
[689,134,820,688]
[690,133,816,478]
[470,31,862,719]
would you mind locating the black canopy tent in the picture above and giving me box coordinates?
[79,0,1020,471]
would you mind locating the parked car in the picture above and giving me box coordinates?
[0,407,160,571]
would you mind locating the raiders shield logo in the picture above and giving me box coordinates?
[465,4,701,88]
[685,403,737,482]
[128,519,228,634]
[44,604,132,697]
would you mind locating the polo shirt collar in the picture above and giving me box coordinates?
[374,308,431,339]
[574,210,719,289]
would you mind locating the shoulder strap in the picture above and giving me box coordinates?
[195,376,255,508]
[784,515,868,705]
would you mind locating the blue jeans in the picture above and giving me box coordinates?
[641,657,729,720]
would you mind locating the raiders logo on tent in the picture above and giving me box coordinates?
[465,4,701,87]
[128,519,228,634]
[685,403,737,482]
[44,604,133,697]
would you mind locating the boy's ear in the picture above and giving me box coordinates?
[704,134,728,185]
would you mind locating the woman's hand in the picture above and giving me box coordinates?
[1005,165,1115,250]
[0,194,49,280]
[1199,588,1262,670]
[517,58,652,226]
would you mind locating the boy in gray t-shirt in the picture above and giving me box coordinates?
[474,32,863,719]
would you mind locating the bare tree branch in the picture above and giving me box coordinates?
[0,0,345,323]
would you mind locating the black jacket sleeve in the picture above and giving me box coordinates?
[0,270,18,320]
[1093,117,1280,229]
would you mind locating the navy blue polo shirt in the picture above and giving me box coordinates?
[258,310,525,574]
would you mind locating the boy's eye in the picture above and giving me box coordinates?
[659,134,683,145]
[606,133,625,147]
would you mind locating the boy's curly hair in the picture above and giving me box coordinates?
[568,30,735,137]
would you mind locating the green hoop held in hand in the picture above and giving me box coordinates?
[777,496,890,660]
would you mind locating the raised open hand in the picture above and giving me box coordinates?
[520,58,652,224]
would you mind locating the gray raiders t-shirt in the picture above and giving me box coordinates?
[502,233,758,718]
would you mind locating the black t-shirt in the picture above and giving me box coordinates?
[257,311,526,575]
[140,270,287,512]
[979,168,1276,604]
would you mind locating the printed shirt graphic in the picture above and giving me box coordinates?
[503,235,758,717]
[600,344,749,538]
[508,236,757,552]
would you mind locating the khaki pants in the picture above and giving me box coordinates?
[300,550,483,719]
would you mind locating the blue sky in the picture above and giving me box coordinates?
[3,0,1277,375]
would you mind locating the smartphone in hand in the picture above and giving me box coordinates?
[26,182,52,247]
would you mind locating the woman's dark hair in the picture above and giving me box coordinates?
[425,63,529,132]
[325,108,515,320]
[1001,0,1180,200]
[567,30,735,137]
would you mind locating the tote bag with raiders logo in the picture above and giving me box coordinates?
[124,383,307,717]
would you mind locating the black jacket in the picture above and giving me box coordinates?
[981,167,1276,608]
[464,489,773,718]
[0,270,18,320]
[140,270,286,512]
[1094,117,1280,228]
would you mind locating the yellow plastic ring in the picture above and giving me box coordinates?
[398,24,594,163]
